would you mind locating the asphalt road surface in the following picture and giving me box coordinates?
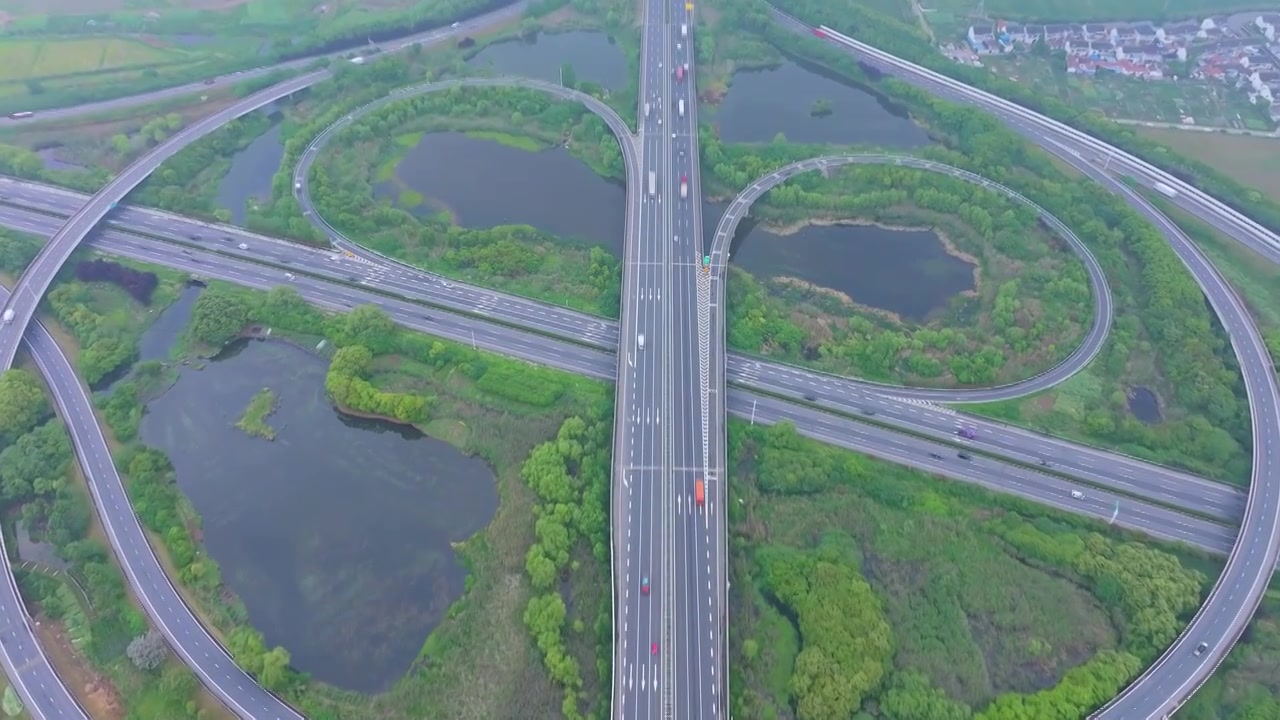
[659,2,723,717]
[708,153,1114,402]
[0,11,515,716]
[790,14,1280,719]
[0,294,87,720]
[0,3,528,127]
[613,0,667,716]
[4,234,1250,565]
[0,194,1247,524]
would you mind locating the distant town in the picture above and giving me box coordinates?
[944,11,1280,127]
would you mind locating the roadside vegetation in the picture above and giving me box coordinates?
[0,380,226,719]
[723,161,1092,388]
[728,417,1213,719]
[1136,128,1280,207]
[307,85,625,316]
[0,0,509,115]
[744,0,1280,246]
[695,0,1252,483]
[70,268,614,719]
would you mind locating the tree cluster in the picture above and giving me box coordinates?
[46,280,141,385]
[134,112,275,221]
[741,0,1280,239]
[520,412,612,720]
[126,628,169,671]
[188,289,252,347]
[731,420,1214,717]
[719,160,1091,387]
[304,85,624,315]
[74,260,159,305]
[712,11,1253,479]
[758,542,893,719]
[0,369,50,442]
[118,442,302,691]
[325,344,431,423]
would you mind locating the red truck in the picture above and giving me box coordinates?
[676,65,685,82]
[694,478,705,507]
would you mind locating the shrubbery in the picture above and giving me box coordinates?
[75,259,159,304]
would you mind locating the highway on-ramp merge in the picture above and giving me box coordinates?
[0,294,87,720]
[0,3,529,127]
[0,192,1249,525]
[790,15,1280,718]
[612,1,661,717]
[0,203,1257,559]
[663,2,724,717]
[0,14,510,717]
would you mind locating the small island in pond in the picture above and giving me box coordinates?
[236,388,278,440]
[810,97,833,117]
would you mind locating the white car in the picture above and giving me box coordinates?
[638,334,646,350]
[1070,490,1084,500]
[451,21,460,28]
[238,243,249,250]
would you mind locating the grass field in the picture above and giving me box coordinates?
[0,38,186,83]
[1137,127,1280,204]
[923,0,1272,24]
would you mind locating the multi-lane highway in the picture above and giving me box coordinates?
[3,217,1247,559]
[294,76,636,271]
[613,0,667,716]
[1,2,1277,715]
[783,14,1280,718]
[708,153,1113,402]
[662,4,723,717]
[0,13,515,718]
[0,3,529,127]
[0,70,322,372]
[0,192,1250,524]
[0,290,88,720]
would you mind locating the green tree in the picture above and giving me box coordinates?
[189,291,251,346]
[0,369,49,440]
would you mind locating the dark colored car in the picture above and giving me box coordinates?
[957,451,972,460]
[957,427,977,440]
[803,394,817,401]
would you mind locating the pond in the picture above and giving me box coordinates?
[377,131,627,256]
[711,59,932,148]
[727,215,976,323]
[217,120,285,226]
[1127,386,1162,424]
[136,301,497,693]
[467,31,629,90]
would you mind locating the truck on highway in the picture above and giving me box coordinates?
[681,23,688,38]
[676,65,685,82]
[694,478,705,507]
[644,101,651,118]
[678,98,685,117]
[2,309,13,324]
[648,171,656,197]
[680,175,688,199]
[1154,182,1179,198]
[7,112,33,120]
[350,56,366,64]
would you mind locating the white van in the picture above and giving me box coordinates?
[1070,490,1084,500]
[638,334,646,350]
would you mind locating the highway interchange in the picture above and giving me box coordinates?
[0,1,1276,717]
[0,179,1252,524]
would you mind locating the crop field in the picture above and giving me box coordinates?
[0,38,187,83]
[923,0,1274,24]
[1138,127,1280,204]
